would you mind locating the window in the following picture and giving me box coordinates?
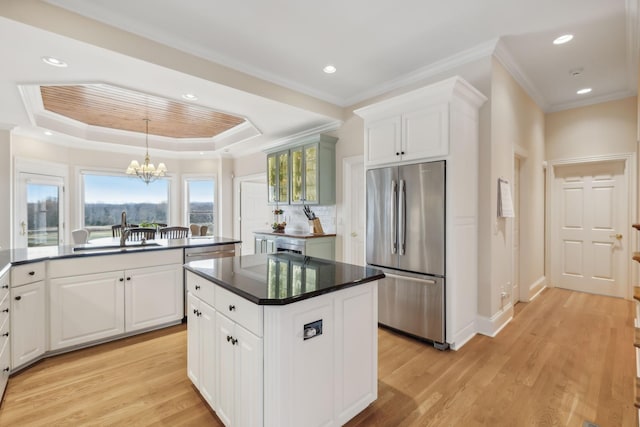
[82,172,169,239]
[185,178,215,236]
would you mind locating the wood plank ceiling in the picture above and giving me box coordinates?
[40,84,246,139]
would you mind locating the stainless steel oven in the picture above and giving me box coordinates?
[274,237,305,255]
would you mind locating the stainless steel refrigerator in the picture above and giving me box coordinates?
[366,160,447,348]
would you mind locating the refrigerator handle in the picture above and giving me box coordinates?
[399,179,406,255]
[391,180,397,254]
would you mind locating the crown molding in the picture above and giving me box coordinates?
[493,40,549,111]
[343,39,498,108]
[546,89,636,113]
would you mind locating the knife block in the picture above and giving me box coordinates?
[309,218,324,234]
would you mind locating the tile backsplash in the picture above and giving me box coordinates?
[275,205,336,234]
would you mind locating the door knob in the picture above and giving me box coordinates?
[609,233,623,240]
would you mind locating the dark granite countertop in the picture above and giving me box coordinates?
[184,253,385,305]
[0,236,241,268]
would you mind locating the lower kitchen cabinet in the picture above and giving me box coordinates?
[125,264,183,332]
[215,312,263,427]
[254,235,276,254]
[11,280,46,369]
[49,271,125,350]
[187,292,217,409]
[0,269,10,398]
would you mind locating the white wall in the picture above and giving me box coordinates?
[0,129,11,249]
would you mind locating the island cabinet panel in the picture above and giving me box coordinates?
[215,312,263,427]
[124,264,183,332]
[0,270,10,398]
[11,280,46,369]
[187,292,216,410]
[263,280,378,427]
[49,271,124,350]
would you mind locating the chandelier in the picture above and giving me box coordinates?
[126,119,167,185]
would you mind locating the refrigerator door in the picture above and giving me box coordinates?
[366,166,399,269]
[398,161,445,276]
[377,267,444,343]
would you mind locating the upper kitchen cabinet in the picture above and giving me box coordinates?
[267,150,289,204]
[267,134,337,205]
[356,80,462,167]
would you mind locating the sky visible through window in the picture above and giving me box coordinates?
[84,174,168,203]
[188,179,214,203]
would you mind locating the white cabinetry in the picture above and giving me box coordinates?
[11,262,46,370]
[364,103,448,166]
[0,269,11,397]
[355,76,487,350]
[50,271,124,350]
[187,292,217,409]
[48,250,183,352]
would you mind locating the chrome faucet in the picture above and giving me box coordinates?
[120,210,131,247]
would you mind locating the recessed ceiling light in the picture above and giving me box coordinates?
[577,88,592,95]
[44,131,53,136]
[323,65,337,74]
[41,56,68,67]
[553,34,574,45]
[182,93,198,101]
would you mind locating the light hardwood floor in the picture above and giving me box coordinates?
[0,287,635,426]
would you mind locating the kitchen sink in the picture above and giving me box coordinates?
[73,242,162,252]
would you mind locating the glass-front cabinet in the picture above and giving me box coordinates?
[267,150,289,204]
[267,134,337,205]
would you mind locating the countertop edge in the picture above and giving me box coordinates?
[184,263,384,306]
[253,231,336,239]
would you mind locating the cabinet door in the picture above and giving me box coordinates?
[265,238,276,254]
[200,301,217,409]
[303,144,318,204]
[125,264,183,332]
[402,104,449,161]
[187,293,200,387]
[11,281,46,368]
[216,312,235,427]
[267,153,278,204]
[235,324,263,427]
[365,116,401,166]
[290,147,304,204]
[49,272,124,351]
[277,151,289,203]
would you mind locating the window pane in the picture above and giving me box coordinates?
[187,179,215,236]
[27,183,60,247]
[83,174,169,239]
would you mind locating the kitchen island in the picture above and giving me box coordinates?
[185,253,384,427]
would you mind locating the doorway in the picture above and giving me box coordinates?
[550,158,632,298]
[343,155,365,265]
[233,174,269,255]
[512,157,521,305]
[15,173,65,248]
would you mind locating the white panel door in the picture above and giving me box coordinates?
[552,161,627,297]
[240,181,269,255]
[344,157,365,265]
[215,312,235,427]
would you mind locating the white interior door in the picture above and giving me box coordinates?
[240,181,269,255]
[15,173,65,248]
[551,161,627,298]
[343,156,365,265]
[512,157,520,304]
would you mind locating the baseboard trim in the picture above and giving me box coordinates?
[448,321,477,351]
[476,303,513,338]
[528,276,547,301]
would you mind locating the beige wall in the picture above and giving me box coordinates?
[545,97,637,161]
[232,151,266,178]
[489,59,545,318]
[0,130,10,249]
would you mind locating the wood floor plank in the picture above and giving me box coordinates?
[0,287,634,426]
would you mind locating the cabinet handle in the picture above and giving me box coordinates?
[1,332,8,337]
[1,285,7,289]
[126,277,131,281]
[14,296,21,301]
[3,367,8,373]
[232,338,238,345]
[226,335,238,345]
[396,152,400,156]
[28,271,35,276]
[228,305,236,312]
[226,335,233,342]
[119,278,124,282]
[1,309,8,313]
[193,309,198,315]
[195,285,201,290]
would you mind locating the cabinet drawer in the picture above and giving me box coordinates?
[215,286,263,337]
[12,262,45,286]
[0,291,9,334]
[0,273,9,300]
[186,272,215,307]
